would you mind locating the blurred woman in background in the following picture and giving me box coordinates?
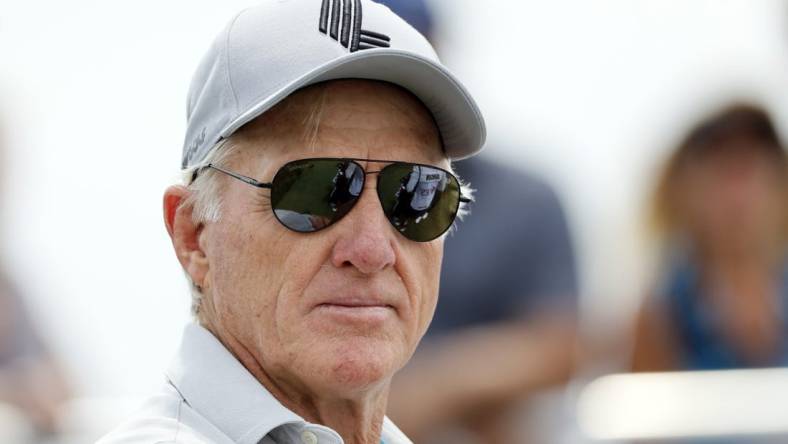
[632,103,788,371]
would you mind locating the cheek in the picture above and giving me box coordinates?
[212,230,277,297]
[207,232,280,342]
[203,208,286,321]
[214,222,333,312]
[402,242,444,335]
[208,224,338,361]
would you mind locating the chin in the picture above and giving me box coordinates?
[321,337,403,394]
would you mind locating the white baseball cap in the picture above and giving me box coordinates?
[182,0,486,169]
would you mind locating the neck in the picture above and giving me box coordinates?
[295,396,388,444]
[203,320,388,444]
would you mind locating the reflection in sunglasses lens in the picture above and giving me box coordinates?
[379,164,460,242]
[270,159,461,241]
[272,159,363,232]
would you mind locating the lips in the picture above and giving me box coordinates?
[305,275,405,320]
[310,298,395,327]
[309,291,400,325]
[318,297,392,308]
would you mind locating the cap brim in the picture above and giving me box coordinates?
[220,49,486,160]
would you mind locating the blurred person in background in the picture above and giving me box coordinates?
[632,103,788,371]
[0,278,71,439]
[381,2,579,443]
[0,123,71,440]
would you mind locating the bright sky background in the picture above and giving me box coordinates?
[1,0,787,400]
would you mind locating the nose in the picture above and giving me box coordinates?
[330,184,397,274]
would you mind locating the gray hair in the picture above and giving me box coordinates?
[179,140,242,316]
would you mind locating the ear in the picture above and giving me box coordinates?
[163,185,210,288]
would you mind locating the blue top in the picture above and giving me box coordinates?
[662,254,788,370]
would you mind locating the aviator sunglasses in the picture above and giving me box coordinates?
[194,158,470,242]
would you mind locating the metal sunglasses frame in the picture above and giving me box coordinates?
[192,157,471,241]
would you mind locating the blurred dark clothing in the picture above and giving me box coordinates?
[427,156,578,337]
[659,252,788,369]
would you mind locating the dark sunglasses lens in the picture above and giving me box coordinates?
[270,159,364,232]
[378,163,461,242]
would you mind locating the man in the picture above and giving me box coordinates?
[98,1,485,444]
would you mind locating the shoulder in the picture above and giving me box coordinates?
[96,387,231,444]
[97,415,209,444]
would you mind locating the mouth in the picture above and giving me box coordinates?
[312,298,397,324]
[316,294,396,309]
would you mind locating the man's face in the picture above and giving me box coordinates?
[197,80,447,398]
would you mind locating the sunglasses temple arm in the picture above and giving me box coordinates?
[207,164,272,189]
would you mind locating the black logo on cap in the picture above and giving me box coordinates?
[319,0,390,52]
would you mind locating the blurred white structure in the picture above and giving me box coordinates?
[0,402,34,444]
[578,368,788,440]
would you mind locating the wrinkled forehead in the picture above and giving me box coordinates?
[225,79,446,166]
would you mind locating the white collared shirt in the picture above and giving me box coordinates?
[97,324,412,444]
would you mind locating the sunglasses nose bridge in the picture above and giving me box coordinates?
[334,171,394,231]
[329,184,397,273]
[354,177,388,221]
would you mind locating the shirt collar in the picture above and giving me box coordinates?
[166,323,412,444]
[166,323,307,444]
